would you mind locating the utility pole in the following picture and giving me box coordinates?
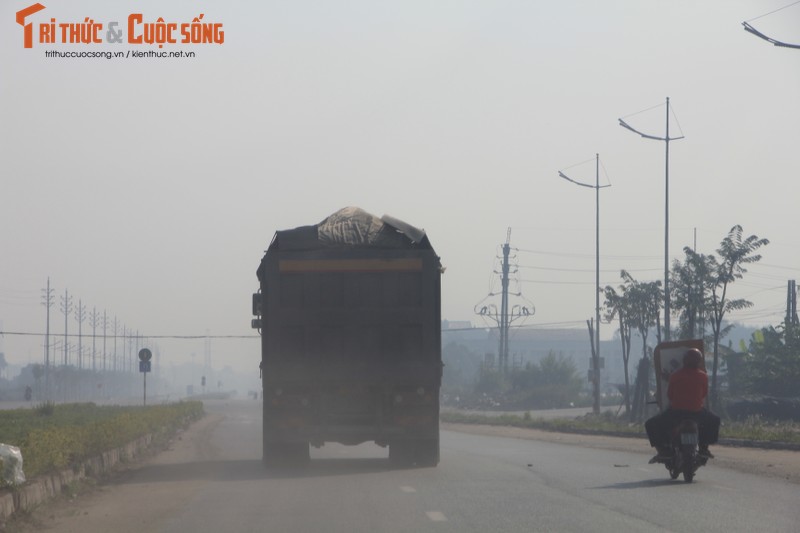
[41,277,54,400]
[126,327,132,373]
[120,324,126,374]
[114,317,119,372]
[60,289,73,366]
[89,308,99,373]
[787,280,799,328]
[619,97,684,341]
[136,330,141,374]
[204,331,212,383]
[74,299,86,370]
[500,231,511,374]
[474,229,534,374]
[102,311,108,372]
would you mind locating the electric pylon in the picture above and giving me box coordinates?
[474,228,535,373]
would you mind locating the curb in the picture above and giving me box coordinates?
[717,437,800,452]
[0,434,153,522]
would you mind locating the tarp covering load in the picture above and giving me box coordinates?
[267,207,432,251]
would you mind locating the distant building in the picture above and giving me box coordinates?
[441,320,473,331]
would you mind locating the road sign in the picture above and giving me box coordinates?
[139,353,152,406]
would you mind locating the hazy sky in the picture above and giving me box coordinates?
[2,0,799,374]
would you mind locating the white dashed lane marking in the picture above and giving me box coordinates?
[712,485,735,491]
[400,487,445,522]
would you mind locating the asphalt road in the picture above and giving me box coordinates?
[23,399,800,533]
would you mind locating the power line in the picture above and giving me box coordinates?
[0,298,39,306]
[443,320,590,333]
[518,265,660,274]
[0,331,259,340]
[620,102,664,120]
[742,271,793,282]
[754,263,800,272]
[515,248,662,260]
[745,1,800,23]
[559,156,596,172]
[519,279,622,286]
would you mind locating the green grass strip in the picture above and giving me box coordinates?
[1,401,203,481]
[441,411,800,445]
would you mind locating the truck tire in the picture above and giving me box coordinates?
[287,441,311,465]
[263,442,310,468]
[414,437,440,467]
[263,442,281,467]
[389,437,439,467]
[389,440,413,466]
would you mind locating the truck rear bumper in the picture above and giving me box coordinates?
[264,414,438,447]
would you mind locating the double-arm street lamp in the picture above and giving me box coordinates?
[559,154,610,415]
[743,21,800,48]
[619,98,684,341]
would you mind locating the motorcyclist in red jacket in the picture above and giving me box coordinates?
[645,348,720,460]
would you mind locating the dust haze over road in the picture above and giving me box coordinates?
[19,399,800,533]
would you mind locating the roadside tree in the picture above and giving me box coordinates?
[604,271,662,419]
[508,352,581,409]
[741,324,800,397]
[618,270,662,360]
[670,250,714,342]
[603,284,633,415]
[706,226,769,408]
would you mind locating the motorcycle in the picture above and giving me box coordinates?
[657,418,708,482]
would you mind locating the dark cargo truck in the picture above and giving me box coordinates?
[252,207,443,466]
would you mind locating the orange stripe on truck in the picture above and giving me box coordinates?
[279,258,423,273]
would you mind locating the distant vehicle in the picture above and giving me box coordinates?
[252,207,443,467]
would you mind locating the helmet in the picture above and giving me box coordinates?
[682,348,704,369]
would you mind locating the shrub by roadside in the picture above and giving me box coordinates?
[0,401,203,483]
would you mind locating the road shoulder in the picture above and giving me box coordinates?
[5,412,224,533]
[443,422,800,484]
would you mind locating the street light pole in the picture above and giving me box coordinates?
[664,99,671,341]
[559,154,610,415]
[619,97,684,341]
